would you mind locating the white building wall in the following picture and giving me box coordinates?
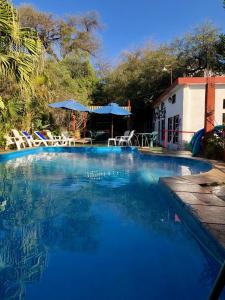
[154,86,184,149]
[183,85,205,132]
[215,84,225,125]
[153,82,225,149]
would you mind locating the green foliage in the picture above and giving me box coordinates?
[0,0,43,91]
[173,22,225,76]
[18,5,101,58]
[100,45,179,110]
[95,22,225,116]
[1,1,225,148]
[0,2,100,148]
[203,133,225,160]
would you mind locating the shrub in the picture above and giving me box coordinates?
[203,132,225,160]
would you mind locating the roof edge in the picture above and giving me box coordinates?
[154,76,225,106]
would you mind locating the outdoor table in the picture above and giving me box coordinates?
[135,133,154,147]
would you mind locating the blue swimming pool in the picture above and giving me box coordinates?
[0,147,224,300]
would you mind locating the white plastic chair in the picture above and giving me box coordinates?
[118,130,135,146]
[108,130,130,147]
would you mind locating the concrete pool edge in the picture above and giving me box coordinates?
[0,146,138,161]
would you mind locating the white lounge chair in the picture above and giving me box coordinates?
[61,132,76,146]
[11,129,26,150]
[108,130,130,146]
[61,131,92,146]
[4,135,17,150]
[21,130,47,147]
[45,130,68,146]
[34,131,59,146]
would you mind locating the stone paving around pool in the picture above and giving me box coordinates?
[140,148,225,253]
[162,159,225,250]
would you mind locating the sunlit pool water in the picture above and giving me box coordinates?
[0,147,224,300]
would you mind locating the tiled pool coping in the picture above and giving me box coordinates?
[1,146,225,261]
[140,150,225,261]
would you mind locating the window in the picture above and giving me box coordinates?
[223,99,225,109]
[158,120,161,139]
[168,117,173,142]
[167,115,180,144]
[161,119,165,141]
[223,113,225,125]
[173,115,179,144]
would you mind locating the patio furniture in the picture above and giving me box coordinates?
[34,131,59,146]
[48,99,90,133]
[135,132,158,148]
[118,130,135,146]
[93,103,131,138]
[4,135,17,150]
[150,131,158,147]
[45,130,68,146]
[108,130,130,146]
[62,131,92,145]
[61,132,76,146]
[21,130,47,147]
[76,137,92,144]
[11,129,26,150]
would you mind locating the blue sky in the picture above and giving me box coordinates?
[13,0,225,63]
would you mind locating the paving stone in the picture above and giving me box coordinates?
[191,205,225,225]
[204,224,225,248]
[194,193,225,206]
[175,192,225,206]
[167,182,211,194]
[161,177,191,184]
[212,185,225,200]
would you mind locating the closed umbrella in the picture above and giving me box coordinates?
[93,103,131,138]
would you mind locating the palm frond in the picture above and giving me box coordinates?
[0,0,44,91]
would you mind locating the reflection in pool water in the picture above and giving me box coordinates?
[0,151,223,300]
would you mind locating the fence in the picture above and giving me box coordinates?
[88,105,131,112]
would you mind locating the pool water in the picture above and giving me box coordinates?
[0,149,224,300]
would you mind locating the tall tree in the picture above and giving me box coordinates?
[172,22,225,76]
[18,5,101,59]
[0,0,43,90]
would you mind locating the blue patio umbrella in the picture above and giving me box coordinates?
[48,99,90,112]
[93,103,131,138]
[48,99,90,131]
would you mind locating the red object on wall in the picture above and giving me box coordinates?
[204,77,215,134]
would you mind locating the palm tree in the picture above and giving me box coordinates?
[0,0,43,91]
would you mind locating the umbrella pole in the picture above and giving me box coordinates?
[111,115,113,138]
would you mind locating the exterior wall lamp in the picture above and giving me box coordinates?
[163,65,173,85]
